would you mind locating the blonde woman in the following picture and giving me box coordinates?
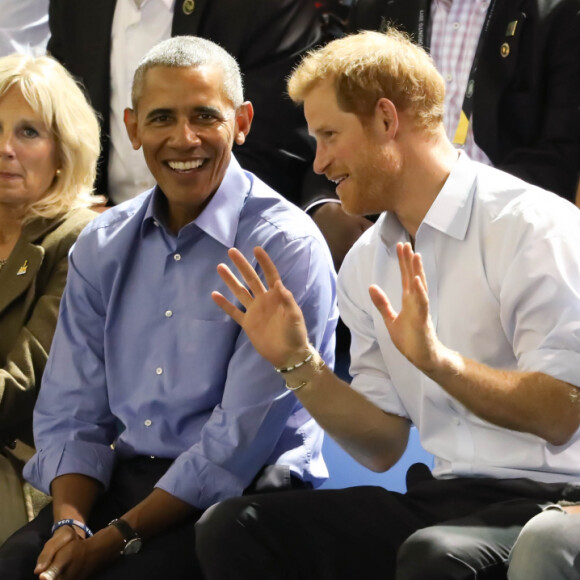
[0,53,100,544]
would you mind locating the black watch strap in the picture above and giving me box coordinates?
[108,518,142,555]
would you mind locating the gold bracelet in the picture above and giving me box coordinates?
[285,380,309,391]
[284,362,326,392]
[275,345,316,374]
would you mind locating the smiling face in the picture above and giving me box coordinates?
[125,64,252,232]
[0,86,59,212]
[304,79,402,216]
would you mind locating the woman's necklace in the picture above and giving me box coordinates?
[0,258,7,271]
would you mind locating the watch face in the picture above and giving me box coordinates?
[123,537,143,556]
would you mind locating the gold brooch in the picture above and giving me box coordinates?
[16,260,28,276]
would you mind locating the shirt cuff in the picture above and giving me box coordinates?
[155,452,245,509]
[23,440,115,495]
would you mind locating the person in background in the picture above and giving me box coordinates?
[298,0,580,271]
[344,0,580,202]
[0,0,50,57]
[0,36,337,580]
[0,53,99,545]
[195,29,580,580]
[508,505,580,579]
[46,0,374,272]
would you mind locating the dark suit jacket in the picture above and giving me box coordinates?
[47,0,322,205]
[347,0,580,201]
[0,208,96,446]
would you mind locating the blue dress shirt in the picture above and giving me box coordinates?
[24,157,338,508]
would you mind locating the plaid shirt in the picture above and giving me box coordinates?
[430,0,492,164]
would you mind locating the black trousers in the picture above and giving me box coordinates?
[195,463,580,580]
[0,457,309,580]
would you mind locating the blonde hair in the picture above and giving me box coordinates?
[288,29,445,132]
[0,53,101,221]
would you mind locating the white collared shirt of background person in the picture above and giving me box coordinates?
[108,0,174,204]
[0,0,50,57]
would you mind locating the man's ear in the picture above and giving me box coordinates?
[375,98,399,141]
[124,108,142,150]
[233,102,254,145]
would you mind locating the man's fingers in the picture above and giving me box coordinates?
[39,566,59,580]
[413,253,428,293]
[35,528,75,573]
[211,291,244,326]
[228,248,267,296]
[369,284,397,324]
[412,275,430,318]
[397,242,416,292]
[216,263,253,308]
[254,246,282,288]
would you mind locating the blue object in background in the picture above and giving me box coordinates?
[319,426,433,492]
[322,344,434,492]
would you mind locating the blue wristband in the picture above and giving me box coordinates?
[51,519,93,538]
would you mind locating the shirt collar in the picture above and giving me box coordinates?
[133,0,174,10]
[380,151,477,250]
[420,151,476,241]
[142,155,251,247]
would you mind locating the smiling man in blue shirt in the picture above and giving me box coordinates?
[0,36,337,580]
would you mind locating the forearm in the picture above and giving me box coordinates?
[425,346,580,446]
[282,348,410,472]
[50,473,102,525]
[120,487,196,540]
[77,488,196,567]
[38,480,197,578]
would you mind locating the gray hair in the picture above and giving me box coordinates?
[131,36,244,109]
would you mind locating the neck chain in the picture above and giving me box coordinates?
[0,258,7,271]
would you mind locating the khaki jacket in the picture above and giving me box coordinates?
[0,208,96,447]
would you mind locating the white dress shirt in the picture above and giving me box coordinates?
[430,0,492,164]
[0,0,49,57]
[339,153,580,483]
[108,0,174,204]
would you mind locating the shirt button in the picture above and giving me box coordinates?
[165,310,173,318]
[144,419,152,427]
[454,418,461,426]
[446,74,453,82]
[156,367,163,375]
[174,253,181,261]
[452,22,460,30]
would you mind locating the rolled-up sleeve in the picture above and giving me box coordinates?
[24,233,118,494]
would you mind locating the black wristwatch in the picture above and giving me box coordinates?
[108,518,142,555]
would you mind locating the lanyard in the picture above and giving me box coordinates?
[451,0,499,144]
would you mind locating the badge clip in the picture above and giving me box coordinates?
[506,20,518,37]
[16,260,28,276]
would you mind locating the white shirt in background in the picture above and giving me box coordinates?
[108,0,174,204]
[0,0,50,57]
